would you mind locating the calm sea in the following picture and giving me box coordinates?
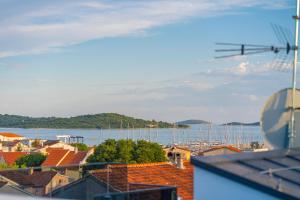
[0,124,263,146]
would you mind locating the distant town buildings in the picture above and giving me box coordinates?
[0,133,24,142]
[0,131,268,200]
[36,140,76,152]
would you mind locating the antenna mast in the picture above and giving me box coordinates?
[289,0,300,148]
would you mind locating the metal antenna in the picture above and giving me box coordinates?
[289,0,300,148]
[215,1,300,149]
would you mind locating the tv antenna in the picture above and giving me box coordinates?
[215,0,300,148]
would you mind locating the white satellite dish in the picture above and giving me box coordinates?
[261,88,300,149]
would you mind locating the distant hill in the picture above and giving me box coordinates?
[222,122,260,126]
[176,119,210,125]
[0,113,188,129]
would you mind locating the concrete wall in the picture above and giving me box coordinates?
[194,167,280,200]
[44,174,69,195]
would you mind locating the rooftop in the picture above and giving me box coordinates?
[191,148,300,200]
[91,161,193,200]
[199,145,241,155]
[0,133,23,138]
[42,140,60,146]
[2,141,21,147]
[0,170,58,188]
[0,152,28,165]
[42,148,88,167]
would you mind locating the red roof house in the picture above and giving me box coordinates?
[0,152,28,165]
[0,133,24,142]
[91,161,194,200]
[41,148,91,167]
[0,170,69,196]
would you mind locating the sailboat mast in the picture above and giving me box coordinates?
[289,0,300,148]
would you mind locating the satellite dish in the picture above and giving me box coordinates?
[261,88,300,149]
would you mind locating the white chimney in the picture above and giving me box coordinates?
[176,153,184,169]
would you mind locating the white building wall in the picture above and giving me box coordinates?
[194,167,280,200]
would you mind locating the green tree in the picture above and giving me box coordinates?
[115,139,135,163]
[87,139,118,163]
[71,143,88,151]
[133,140,167,163]
[15,153,46,168]
[0,163,19,169]
[87,139,166,164]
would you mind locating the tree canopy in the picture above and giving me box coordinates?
[87,139,167,164]
[15,153,46,168]
[71,143,89,151]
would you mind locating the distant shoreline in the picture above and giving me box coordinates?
[0,127,189,130]
[221,122,260,126]
[0,113,189,129]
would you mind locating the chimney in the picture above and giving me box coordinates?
[29,167,34,175]
[176,153,184,169]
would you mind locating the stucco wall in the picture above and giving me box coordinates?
[194,167,280,200]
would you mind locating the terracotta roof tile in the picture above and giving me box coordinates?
[59,151,87,166]
[42,149,70,167]
[42,148,88,167]
[0,132,23,138]
[92,161,193,200]
[200,145,241,154]
[0,152,28,165]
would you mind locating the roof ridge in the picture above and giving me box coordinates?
[109,162,171,168]
[56,150,71,166]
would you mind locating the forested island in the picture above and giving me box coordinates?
[176,119,210,125]
[222,122,260,126]
[0,113,188,129]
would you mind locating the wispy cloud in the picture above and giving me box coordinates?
[0,0,289,58]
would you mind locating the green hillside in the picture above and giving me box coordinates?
[0,113,188,129]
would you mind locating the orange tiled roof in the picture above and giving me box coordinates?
[0,152,28,165]
[59,151,87,166]
[42,148,88,167]
[0,132,23,138]
[42,148,70,167]
[200,145,241,154]
[92,161,193,200]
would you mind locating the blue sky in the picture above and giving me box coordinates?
[0,0,296,123]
